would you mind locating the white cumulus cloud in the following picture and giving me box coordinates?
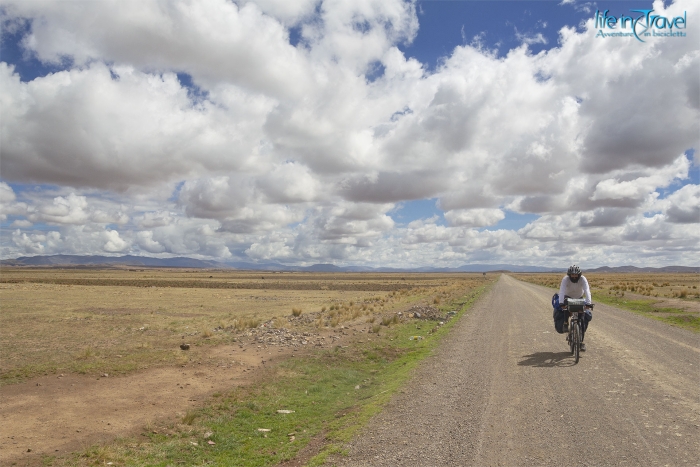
[0,0,697,267]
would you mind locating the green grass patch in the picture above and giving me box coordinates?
[593,293,700,333]
[52,284,491,467]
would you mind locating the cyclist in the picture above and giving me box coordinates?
[552,265,592,351]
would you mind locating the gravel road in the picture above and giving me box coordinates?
[336,275,700,466]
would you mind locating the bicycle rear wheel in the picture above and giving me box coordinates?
[573,321,581,364]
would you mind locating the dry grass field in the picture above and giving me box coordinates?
[0,268,491,386]
[514,272,700,332]
[515,272,700,299]
[0,268,493,466]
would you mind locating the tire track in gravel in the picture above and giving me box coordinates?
[335,275,700,467]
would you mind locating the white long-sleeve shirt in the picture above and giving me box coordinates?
[558,275,592,304]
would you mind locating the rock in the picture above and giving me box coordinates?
[277,409,295,414]
[207,440,215,445]
[101,373,108,377]
[180,343,190,350]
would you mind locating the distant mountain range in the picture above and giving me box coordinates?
[1,254,697,273]
[0,254,227,269]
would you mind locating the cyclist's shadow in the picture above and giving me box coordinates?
[518,352,574,368]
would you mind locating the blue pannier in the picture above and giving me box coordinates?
[552,293,560,310]
[552,293,566,333]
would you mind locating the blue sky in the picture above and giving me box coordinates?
[403,0,663,62]
[0,0,698,267]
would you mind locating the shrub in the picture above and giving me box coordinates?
[292,308,302,317]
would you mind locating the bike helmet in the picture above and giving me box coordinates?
[567,264,582,282]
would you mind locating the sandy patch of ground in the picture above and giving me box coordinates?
[0,343,279,466]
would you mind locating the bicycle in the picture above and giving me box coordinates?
[562,298,594,364]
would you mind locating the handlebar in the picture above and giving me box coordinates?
[561,303,594,310]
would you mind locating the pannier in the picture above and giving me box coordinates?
[551,293,560,310]
[552,293,566,333]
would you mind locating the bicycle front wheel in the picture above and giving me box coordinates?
[568,322,574,355]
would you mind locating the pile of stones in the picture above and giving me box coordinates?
[240,326,338,348]
[406,305,450,321]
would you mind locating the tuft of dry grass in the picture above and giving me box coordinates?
[77,347,95,360]
[292,307,303,317]
[182,410,198,425]
[381,314,400,326]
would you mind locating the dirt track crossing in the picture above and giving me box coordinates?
[336,274,700,466]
